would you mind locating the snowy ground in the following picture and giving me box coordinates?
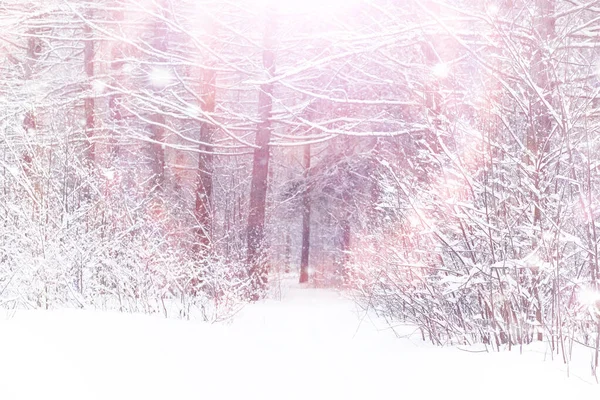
[1,283,599,399]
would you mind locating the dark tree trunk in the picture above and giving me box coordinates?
[338,138,353,284]
[194,68,216,251]
[247,8,276,296]
[149,114,166,190]
[149,3,168,191]
[299,143,311,284]
[108,8,124,160]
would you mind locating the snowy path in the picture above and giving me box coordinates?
[1,284,599,399]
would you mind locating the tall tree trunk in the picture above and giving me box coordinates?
[149,2,168,191]
[149,114,166,190]
[108,8,124,161]
[299,143,311,284]
[194,68,216,251]
[247,7,276,296]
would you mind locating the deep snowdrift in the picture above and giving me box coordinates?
[1,284,598,399]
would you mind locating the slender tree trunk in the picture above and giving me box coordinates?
[149,2,168,190]
[285,232,291,273]
[340,187,351,285]
[108,8,124,160]
[299,143,311,284]
[247,7,276,296]
[194,68,216,251]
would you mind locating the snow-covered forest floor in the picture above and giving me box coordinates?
[1,279,598,400]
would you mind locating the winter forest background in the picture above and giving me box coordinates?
[1,0,600,370]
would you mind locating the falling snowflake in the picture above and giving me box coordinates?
[579,287,600,306]
[432,63,449,79]
[487,4,499,16]
[148,68,174,88]
[103,168,115,181]
[7,165,19,176]
[123,62,135,74]
[91,80,106,94]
